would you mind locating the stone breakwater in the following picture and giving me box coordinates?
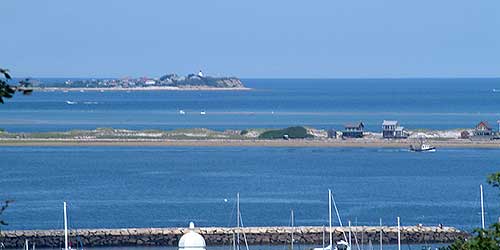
[0,226,467,248]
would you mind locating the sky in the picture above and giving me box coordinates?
[1,0,500,78]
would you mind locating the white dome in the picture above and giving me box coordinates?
[178,222,206,250]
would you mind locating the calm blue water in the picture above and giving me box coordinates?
[1,146,499,232]
[1,78,500,132]
[1,78,500,239]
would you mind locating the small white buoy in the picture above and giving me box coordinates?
[224,198,228,202]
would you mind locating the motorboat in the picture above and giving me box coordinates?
[410,139,436,152]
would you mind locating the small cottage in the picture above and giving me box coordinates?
[473,121,493,137]
[382,120,408,139]
[342,122,364,138]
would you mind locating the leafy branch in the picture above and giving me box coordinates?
[0,200,14,230]
[0,68,33,104]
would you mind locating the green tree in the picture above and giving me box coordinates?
[487,173,500,189]
[0,68,33,104]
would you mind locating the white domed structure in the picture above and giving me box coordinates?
[178,222,206,250]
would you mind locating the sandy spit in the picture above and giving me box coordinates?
[1,138,499,148]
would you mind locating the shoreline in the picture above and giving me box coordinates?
[1,138,499,148]
[35,86,252,91]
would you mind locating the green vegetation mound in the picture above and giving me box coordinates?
[258,126,313,139]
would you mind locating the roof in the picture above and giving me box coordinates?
[344,122,364,128]
[382,120,398,126]
[476,121,492,130]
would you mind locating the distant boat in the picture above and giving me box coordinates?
[409,139,436,152]
[66,101,77,105]
[200,111,206,115]
[179,110,186,115]
[79,90,84,93]
[493,89,498,93]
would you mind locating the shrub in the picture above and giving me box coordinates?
[258,126,313,139]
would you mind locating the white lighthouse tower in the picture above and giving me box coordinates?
[178,222,206,250]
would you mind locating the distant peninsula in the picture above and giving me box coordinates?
[34,71,249,91]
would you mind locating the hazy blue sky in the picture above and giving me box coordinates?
[2,0,499,78]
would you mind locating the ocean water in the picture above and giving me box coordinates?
[0,78,500,132]
[1,146,499,232]
[1,78,500,247]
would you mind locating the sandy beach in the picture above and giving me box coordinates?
[1,138,499,148]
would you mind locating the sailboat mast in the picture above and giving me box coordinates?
[328,189,332,248]
[64,202,69,250]
[232,232,236,250]
[480,184,485,230]
[236,193,240,250]
[397,217,401,250]
[291,209,294,250]
[379,218,382,250]
[348,220,352,250]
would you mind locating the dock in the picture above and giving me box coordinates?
[0,226,468,248]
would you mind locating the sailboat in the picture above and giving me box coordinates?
[313,190,350,250]
[232,193,249,250]
[62,202,83,250]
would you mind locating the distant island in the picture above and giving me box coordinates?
[34,71,248,91]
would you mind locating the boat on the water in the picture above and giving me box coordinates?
[409,139,436,152]
[313,190,351,250]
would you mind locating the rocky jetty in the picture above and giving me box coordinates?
[0,226,468,248]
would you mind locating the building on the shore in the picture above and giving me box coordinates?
[179,222,206,250]
[342,122,364,138]
[382,120,408,139]
[472,121,494,140]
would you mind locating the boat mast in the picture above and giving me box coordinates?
[322,225,325,249]
[291,209,294,250]
[348,220,352,250]
[64,201,69,250]
[397,217,401,250]
[237,193,240,250]
[379,218,382,250]
[328,189,332,248]
[232,232,236,250]
[331,190,348,242]
[24,239,28,250]
[480,184,485,230]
